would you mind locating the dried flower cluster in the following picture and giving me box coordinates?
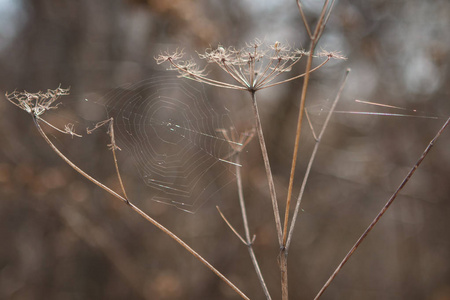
[156,40,344,92]
[5,86,70,117]
[6,86,81,137]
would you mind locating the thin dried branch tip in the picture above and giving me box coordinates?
[317,49,347,60]
[5,86,70,116]
[156,40,340,91]
[155,48,185,64]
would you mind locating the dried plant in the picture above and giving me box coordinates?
[5,87,250,300]
[156,2,347,299]
[5,0,450,299]
[156,40,342,91]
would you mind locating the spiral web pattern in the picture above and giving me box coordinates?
[93,76,238,212]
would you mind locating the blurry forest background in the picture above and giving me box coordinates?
[1,0,450,299]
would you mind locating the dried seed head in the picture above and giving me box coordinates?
[155,48,185,65]
[156,40,340,91]
[5,86,70,116]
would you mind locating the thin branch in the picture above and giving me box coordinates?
[280,3,336,299]
[286,69,351,249]
[316,0,337,41]
[217,128,271,300]
[297,0,312,39]
[282,0,335,247]
[107,118,130,202]
[216,206,247,245]
[280,43,312,248]
[235,153,272,300]
[305,108,318,141]
[258,56,331,90]
[37,118,82,137]
[168,58,246,90]
[87,118,129,202]
[314,116,450,300]
[32,115,250,300]
[250,91,283,246]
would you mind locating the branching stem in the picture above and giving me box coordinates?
[280,2,336,299]
[235,154,272,300]
[283,0,335,247]
[286,69,350,250]
[314,116,450,299]
[32,115,250,300]
[250,91,283,245]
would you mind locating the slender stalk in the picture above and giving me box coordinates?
[314,116,450,299]
[279,4,337,298]
[235,154,252,245]
[281,41,314,246]
[259,56,331,90]
[297,0,312,39]
[286,69,350,249]
[32,115,250,300]
[282,0,334,247]
[249,91,283,245]
[217,206,247,245]
[107,118,130,202]
[168,58,246,90]
[280,252,289,300]
[235,154,272,300]
[217,128,270,298]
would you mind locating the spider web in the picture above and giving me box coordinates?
[77,76,240,212]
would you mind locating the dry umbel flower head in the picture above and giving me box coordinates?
[156,39,344,92]
[5,87,82,138]
[5,86,70,117]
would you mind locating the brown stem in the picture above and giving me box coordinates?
[32,115,250,300]
[281,40,315,246]
[280,249,289,300]
[282,0,336,247]
[286,69,350,250]
[250,91,283,245]
[314,117,450,299]
[235,154,272,300]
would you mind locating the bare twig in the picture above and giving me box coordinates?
[218,128,271,300]
[250,91,283,246]
[31,114,250,300]
[234,153,272,300]
[297,0,312,39]
[280,2,336,299]
[216,206,247,245]
[286,68,351,249]
[314,116,450,299]
[87,118,129,202]
[305,108,318,141]
[283,0,336,246]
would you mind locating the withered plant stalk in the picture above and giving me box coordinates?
[280,2,336,299]
[217,127,272,300]
[7,1,446,299]
[5,87,250,300]
[314,116,450,299]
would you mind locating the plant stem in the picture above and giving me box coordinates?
[282,0,334,247]
[250,90,283,245]
[280,250,289,300]
[281,40,315,246]
[32,115,250,300]
[279,26,319,300]
[314,116,450,299]
[286,69,350,250]
[235,154,272,300]
[280,4,336,298]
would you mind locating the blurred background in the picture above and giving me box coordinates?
[1,0,450,299]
